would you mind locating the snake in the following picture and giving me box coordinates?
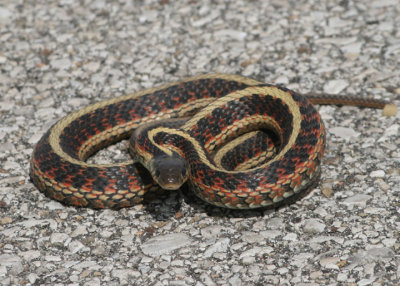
[29,74,397,209]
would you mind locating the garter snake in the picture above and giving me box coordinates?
[29,74,397,209]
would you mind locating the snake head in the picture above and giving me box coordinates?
[151,155,189,190]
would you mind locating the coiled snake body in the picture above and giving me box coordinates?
[30,74,396,209]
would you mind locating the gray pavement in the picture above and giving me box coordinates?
[0,0,399,285]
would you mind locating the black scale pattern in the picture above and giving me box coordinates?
[181,87,325,206]
[31,77,258,208]
[31,77,326,209]
[189,92,294,149]
[59,79,250,158]
[144,87,322,197]
[219,131,279,171]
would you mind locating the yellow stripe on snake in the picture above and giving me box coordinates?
[30,74,397,209]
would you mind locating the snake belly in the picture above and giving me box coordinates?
[30,74,325,209]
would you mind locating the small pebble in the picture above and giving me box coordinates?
[323,79,349,94]
[329,127,360,140]
[342,194,372,207]
[303,219,326,233]
[370,170,385,178]
[141,233,191,256]
[320,257,340,269]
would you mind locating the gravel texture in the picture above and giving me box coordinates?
[1,0,399,285]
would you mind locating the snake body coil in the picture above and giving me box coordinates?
[30,74,394,209]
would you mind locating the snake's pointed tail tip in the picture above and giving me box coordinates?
[382,103,398,117]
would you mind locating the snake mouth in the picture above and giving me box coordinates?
[151,155,189,190]
[158,179,184,190]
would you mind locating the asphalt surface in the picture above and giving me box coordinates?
[0,0,399,285]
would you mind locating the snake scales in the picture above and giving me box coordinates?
[30,74,397,209]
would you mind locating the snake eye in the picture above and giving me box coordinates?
[181,169,186,176]
[155,169,160,178]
